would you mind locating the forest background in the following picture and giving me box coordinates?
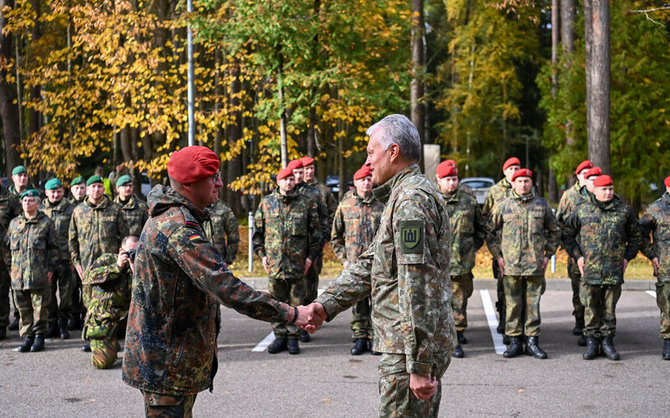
[0,0,667,214]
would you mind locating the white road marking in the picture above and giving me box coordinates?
[480,289,506,355]
[646,290,657,298]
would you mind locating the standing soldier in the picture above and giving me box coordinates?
[253,167,322,354]
[42,178,75,340]
[487,169,561,359]
[67,175,87,329]
[436,161,486,358]
[8,165,35,197]
[9,189,59,352]
[441,160,474,196]
[205,199,239,266]
[482,157,520,337]
[69,176,87,206]
[114,174,149,237]
[640,176,670,360]
[69,175,129,351]
[556,160,593,345]
[0,181,20,338]
[302,156,338,226]
[331,165,383,355]
[564,175,643,361]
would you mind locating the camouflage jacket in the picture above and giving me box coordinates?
[443,188,486,276]
[306,178,338,231]
[69,196,129,274]
[253,188,322,280]
[482,178,512,219]
[296,181,330,243]
[638,192,670,283]
[330,189,383,265]
[8,211,59,290]
[8,183,39,198]
[122,185,290,396]
[0,186,20,266]
[316,164,456,376]
[563,194,642,285]
[204,200,239,265]
[115,195,149,237]
[41,197,74,262]
[487,191,561,276]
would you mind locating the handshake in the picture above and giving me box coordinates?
[292,303,328,333]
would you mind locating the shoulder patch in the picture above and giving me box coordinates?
[189,234,204,242]
[399,219,424,255]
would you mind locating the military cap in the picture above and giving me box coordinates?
[116,174,132,187]
[445,159,457,168]
[20,189,40,199]
[167,146,220,184]
[71,176,84,186]
[593,175,613,187]
[12,165,27,176]
[575,160,594,175]
[503,157,521,171]
[87,175,104,186]
[353,165,372,180]
[300,156,315,167]
[45,178,63,190]
[511,168,532,181]
[665,176,670,188]
[277,166,294,181]
[436,161,458,179]
[287,159,303,171]
[584,167,602,179]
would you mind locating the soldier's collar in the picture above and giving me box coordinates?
[512,189,535,202]
[372,164,419,203]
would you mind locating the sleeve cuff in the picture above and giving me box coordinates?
[315,295,340,322]
[407,360,431,376]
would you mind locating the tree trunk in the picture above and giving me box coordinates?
[551,0,559,98]
[28,0,42,140]
[561,0,576,186]
[0,0,20,175]
[410,0,424,167]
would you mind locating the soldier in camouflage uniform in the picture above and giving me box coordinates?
[487,169,560,359]
[122,146,312,416]
[69,176,87,206]
[114,174,149,237]
[441,159,474,197]
[84,236,137,369]
[556,160,593,345]
[253,166,322,355]
[69,175,129,351]
[563,175,643,361]
[436,162,486,358]
[204,199,239,266]
[8,165,36,197]
[331,165,383,355]
[8,189,59,352]
[482,157,520,337]
[304,115,456,417]
[42,178,75,340]
[640,176,670,360]
[67,175,87,329]
[0,182,20,339]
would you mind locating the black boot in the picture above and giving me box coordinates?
[351,338,368,355]
[368,339,381,355]
[503,337,523,358]
[601,336,620,361]
[453,344,464,358]
[0,327,6,340]
[457,331,468,345]
[18,335,34,352]
[573,318,585,336]
[298,329,311,343]
[583,336,599,360]
[663,339,670,360]
[502,335,510,345]
[287,337,299,355]
[577,335,587,346]
[68,316,81,331]
[267,337,287,354]
[81,341,91,352]
[59,318,70,340]
[8,315,19,331]
[30,334,45,352]
[525,336,547,359]
[46,322,59,339]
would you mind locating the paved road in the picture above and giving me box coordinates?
[1,280,668,417]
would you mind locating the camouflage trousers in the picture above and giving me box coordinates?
[90,338,119,369]
[302,254,323,304]
[492,259,506,323]
[47,261,75,323]
[580,282,622,338]
[269,277,305,338]
[568,257,584,321]
[351,296,372,339]
[655,282,670,339]
[13,287,51,338]
[451,274,474,332]
[83,279,130,343]
[503,275,543,337]
[0,262,10,328]
[378,353,450,418]
[142,391,197,418]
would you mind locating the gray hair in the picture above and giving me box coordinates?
[366,114,421,163]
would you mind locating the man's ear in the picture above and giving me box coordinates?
[388,143,401,163]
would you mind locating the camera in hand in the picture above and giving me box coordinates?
[125,249,136,262]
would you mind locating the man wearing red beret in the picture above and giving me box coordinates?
[556,160,594,346]
[563,175,643,361]
[253,165,322,354]
[123,146,317,414]
[482,157,521,338]
[638,176,670,360]
[581,166,602,196]
[487,169,561,359]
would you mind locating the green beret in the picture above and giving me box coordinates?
[45,178,63,190]
[86,175,103,186]
[12,165,26,176]
[20,189,40,199]
[116,174,132,187]
[70,176,84,186]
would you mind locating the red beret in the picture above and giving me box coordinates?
[503,157,521,171]
[575,160,594,175]
[593,175,613,187]
[277,167,294,181]
[287,159,303,171]
[167,146,220,184]
[445,159,457,168]
[511,168,532,181]
[436,161,458,179]
[353,166,372,180]
[665,176,670,188]
[300,156,315,167]
[584,167,602,179]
